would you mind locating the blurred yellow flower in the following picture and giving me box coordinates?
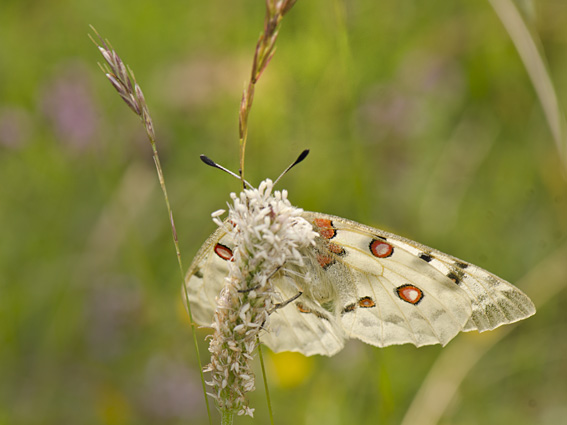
[269,351,314,388]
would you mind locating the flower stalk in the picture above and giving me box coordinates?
[90,27,213,422]
[239,0,298,185]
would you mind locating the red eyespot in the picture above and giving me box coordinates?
[358,297,376,308]
[369,239,393,258]
[396,284,424,305]
[214,243,233,261]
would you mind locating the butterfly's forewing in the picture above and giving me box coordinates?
[302,213,474,347]
[419,255,536,332]
[303,212,536,346]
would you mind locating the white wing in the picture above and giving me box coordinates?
[301,212,536,345]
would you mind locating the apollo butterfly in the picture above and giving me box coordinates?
[185,153,535,356]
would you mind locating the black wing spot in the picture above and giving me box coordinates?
[194,269,204,279]
[455,261,469,269]
[447,269,464,285]
[341,303,356,314]
[419,253,433,262]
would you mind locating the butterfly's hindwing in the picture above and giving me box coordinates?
[260,270,346,356]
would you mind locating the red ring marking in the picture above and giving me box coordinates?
[396,284,424,305]
[214,243,233,261]
[358,297,376,308]
[369,239,394,258]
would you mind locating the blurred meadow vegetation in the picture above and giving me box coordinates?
[2,1,567,424]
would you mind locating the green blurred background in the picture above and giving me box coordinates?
[1,1,566,424]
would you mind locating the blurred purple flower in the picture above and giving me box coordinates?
[138,355,205,421]
[86,279,144,359]
[41,62,99,151]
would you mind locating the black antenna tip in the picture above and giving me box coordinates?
[296,149,310,164]
[273,149,311,186]
[200,154,216,167]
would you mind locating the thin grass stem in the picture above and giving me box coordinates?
[238,0,298,186]
[257,339,275,425]
[489,0,567,175]
[89,26,212,425]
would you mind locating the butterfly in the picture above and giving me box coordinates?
[185,155,536,356]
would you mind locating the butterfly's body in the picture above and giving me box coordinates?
[186,211,535,356]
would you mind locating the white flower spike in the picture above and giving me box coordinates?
[203,179,317,416]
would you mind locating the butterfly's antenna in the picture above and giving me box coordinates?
[273,149,310,187]
[200,155,253,189]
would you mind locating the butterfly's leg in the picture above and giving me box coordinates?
[269,290,303,313]
[261,291,304,331]
[268,273,304,313]
[238,284,260,293]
